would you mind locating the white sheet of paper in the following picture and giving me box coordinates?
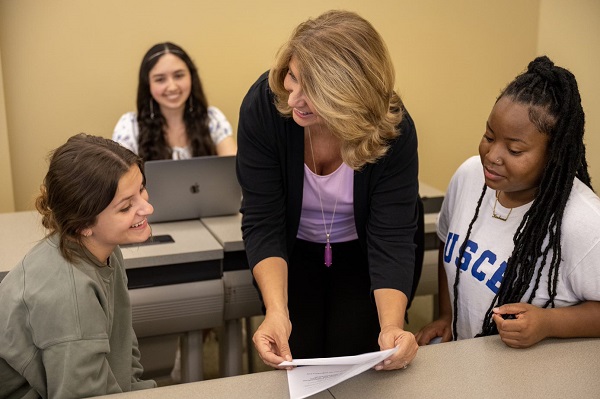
[278,347,398,399]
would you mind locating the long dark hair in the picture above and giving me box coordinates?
[136,42,215,160]
[36,133,145,262]
[452,56,592,339]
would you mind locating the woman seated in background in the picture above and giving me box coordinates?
[416,56,600,348]
[0,133,156,398]
[113,41,236,383]
[113,41,236,159]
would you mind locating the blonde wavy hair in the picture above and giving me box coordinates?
[269,10,403,170]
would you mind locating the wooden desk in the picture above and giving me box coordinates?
[94,336,600,398]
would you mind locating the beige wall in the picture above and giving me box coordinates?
[0,46,15,212]
[538,0,600,187]
[0,0,551,211]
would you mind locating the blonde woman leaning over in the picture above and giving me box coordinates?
[237,10,419,371]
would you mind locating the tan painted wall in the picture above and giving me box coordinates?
[538,0,600,187]
[1,0,542,211]
[0,47,15,212]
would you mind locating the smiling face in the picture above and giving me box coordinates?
[149,53,192,114]
[283,56,323,128]
[479,96,550,206]
[83,165,153,262]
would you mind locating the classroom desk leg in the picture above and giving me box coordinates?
[180,330,204,382]
[219,319,243,377]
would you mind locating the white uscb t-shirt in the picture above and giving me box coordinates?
[438,156,600,339]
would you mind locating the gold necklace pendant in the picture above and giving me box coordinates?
[492,190,513,221]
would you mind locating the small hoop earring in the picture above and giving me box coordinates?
[188,96,194,113]
[150,99,155,120]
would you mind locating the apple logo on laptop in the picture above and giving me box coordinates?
[190,183,200,194]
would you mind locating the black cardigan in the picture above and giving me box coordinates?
[236,72,419,297]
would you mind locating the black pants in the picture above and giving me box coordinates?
[287,239,380,358]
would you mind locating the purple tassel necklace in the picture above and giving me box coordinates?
[308,127,339,267]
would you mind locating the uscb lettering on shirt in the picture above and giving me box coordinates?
[443,231,506,294]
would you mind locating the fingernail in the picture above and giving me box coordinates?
[375,365,383,371]
[384,360,391,365]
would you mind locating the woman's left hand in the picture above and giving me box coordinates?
[375,326,418,371]
[492,303,549,348]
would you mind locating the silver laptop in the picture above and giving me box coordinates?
[144,155,241,223]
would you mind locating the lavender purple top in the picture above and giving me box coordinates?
[297,163,358,243]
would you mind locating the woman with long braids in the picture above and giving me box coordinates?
[113,42,236,159]
[416,56,600,348]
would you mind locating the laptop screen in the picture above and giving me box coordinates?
[144,155,241,223]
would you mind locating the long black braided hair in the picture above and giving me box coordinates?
[451,56,593,340]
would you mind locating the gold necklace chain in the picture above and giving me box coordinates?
[492,190,513,221]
